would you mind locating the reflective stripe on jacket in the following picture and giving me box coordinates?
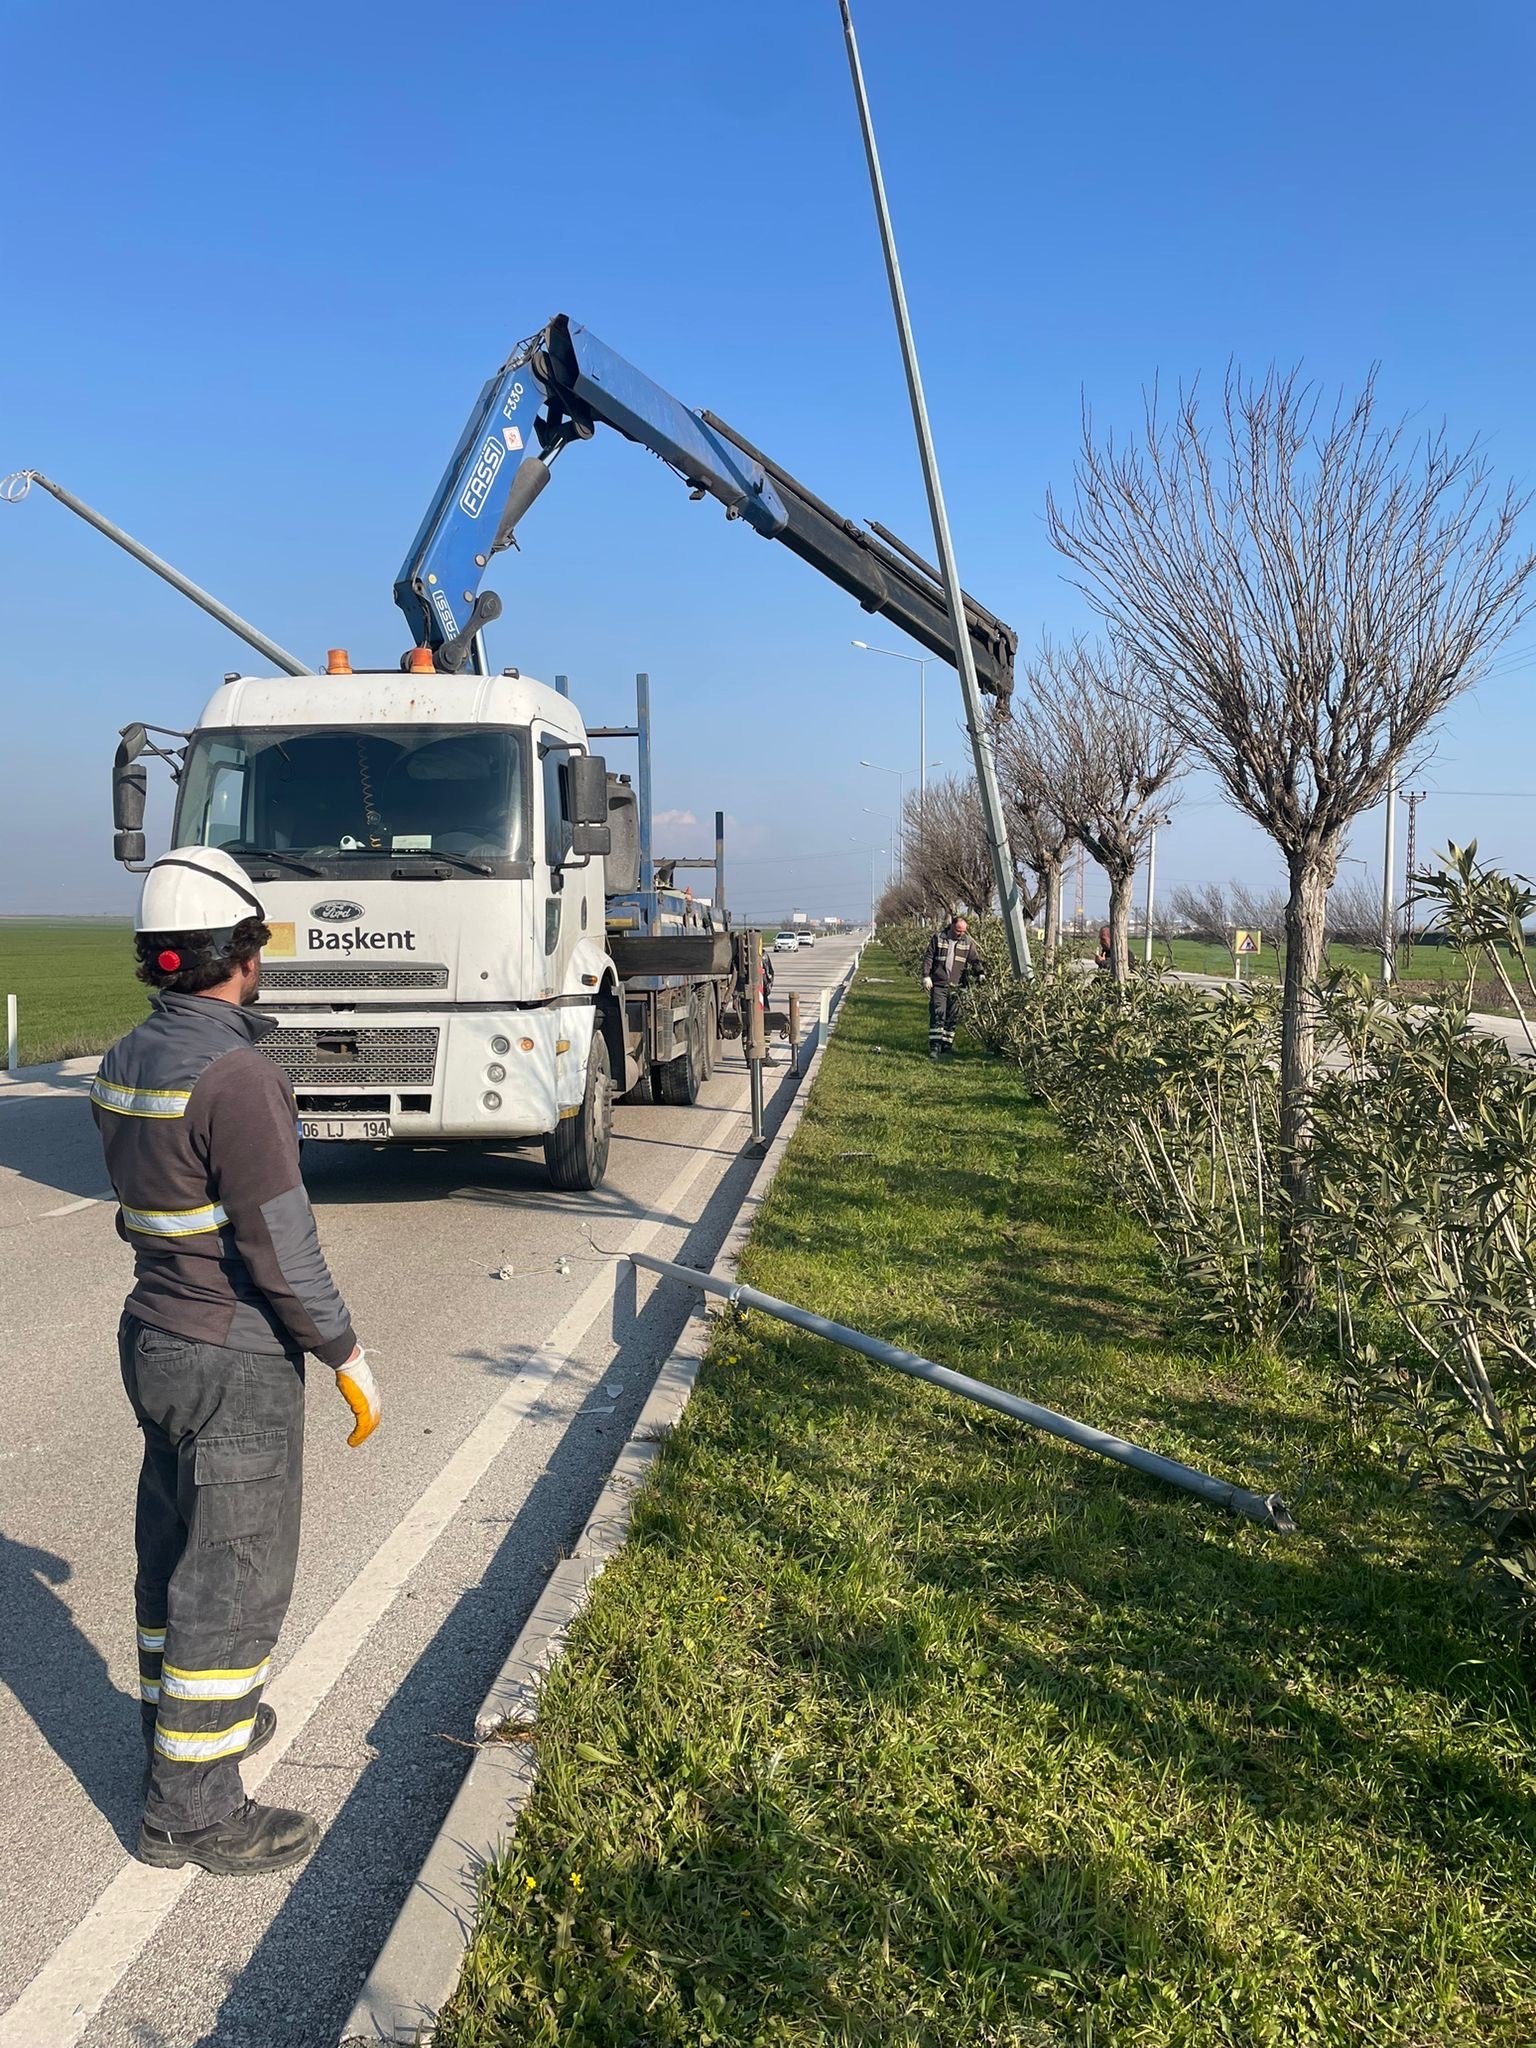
[91,991,356,1364]
[919,929,984,990]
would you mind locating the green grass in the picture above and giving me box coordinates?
[1150,933,1512,993]
[0,918,144,1065]
[439,952,1536,2047]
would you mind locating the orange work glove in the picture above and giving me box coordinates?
[334,1349,382,1447]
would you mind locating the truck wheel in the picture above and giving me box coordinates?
[545,1031,613,1190]
[655,995,705,1105]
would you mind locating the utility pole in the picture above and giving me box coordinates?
[1380,764,1398,986]
[1401,791,1427,961]
[1073,843,1086,934]
[837,1,1032,979]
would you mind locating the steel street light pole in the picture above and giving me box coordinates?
[838,0,1032,977]
[859,758,913,880]
[1143,824,1159,966]
[853,641,930,814]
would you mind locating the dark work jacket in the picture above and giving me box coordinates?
[91,991,356,1364]
[920,930,984,991]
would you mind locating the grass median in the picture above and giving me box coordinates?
[440,949,1536,2047]
[0,918,141,1065]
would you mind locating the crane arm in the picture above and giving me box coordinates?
[394,313,1016,703]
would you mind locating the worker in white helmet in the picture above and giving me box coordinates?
[90,846,381,1876]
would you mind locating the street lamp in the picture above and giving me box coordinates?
[852,641,930,814]
[860,808,895,890]
[859,759,913,880]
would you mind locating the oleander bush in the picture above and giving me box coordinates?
[891,851,1536,1625]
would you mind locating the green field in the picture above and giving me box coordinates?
[1155,934,1483,980]
[440,953,1536,2047]
[1049,932,1519,1009]
[0,919,144,1066]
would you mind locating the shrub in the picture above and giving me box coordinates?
[914,846,1536,1624]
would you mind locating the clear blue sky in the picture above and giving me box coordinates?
[3,0,1533,921]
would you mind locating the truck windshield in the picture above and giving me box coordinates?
[174,725,529,870]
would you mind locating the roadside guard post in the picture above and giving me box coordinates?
[788,991,801,1074]
[630,1251,1296,1533]
[746,930,766,1146]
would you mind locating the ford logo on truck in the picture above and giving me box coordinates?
[311,900,364,923]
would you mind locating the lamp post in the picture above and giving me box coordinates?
[859,759,913,879]
[852,642,930,815]
[1143,823,1159,967]
[861,809,895,891]
[837,0,1031,978]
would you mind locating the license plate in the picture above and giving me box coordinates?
[300,1117,392,1142]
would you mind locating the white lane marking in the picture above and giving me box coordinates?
[40,1195,107,1218]
[0,1093,749,2048]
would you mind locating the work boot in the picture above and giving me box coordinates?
[136,1796,319,1875]
[142,1702,276,1802]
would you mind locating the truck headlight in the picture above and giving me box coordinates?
[486,1062,506,1083]
[482,1091,502,1111]
[490,1034,511,1056]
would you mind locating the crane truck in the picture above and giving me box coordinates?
[84,314,1017,1191]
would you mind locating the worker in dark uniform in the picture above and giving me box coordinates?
[91,847,381,1877]
[920,915,984,1058]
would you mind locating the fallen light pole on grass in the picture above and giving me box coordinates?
[629,1251,1296,1533]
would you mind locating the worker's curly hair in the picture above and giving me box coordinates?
[135,914,271,996]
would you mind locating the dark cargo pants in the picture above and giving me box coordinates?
[929,985,962,1054]
[118,1314,304,1832]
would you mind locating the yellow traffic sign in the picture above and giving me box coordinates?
[1234,929,1261,956]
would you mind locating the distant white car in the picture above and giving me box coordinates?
[773,933,799,953]
[797,931,815,947]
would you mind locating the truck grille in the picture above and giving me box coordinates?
[261,964,449,992]
[260,1026,440,1089]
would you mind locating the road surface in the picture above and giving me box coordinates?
[0,934,860,2048]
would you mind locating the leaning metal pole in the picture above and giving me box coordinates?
[2,470,313,675]
[632,1249,1296,1532]
[837,1,1032,978]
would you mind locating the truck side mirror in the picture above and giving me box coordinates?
[113,728,149,865]
[571,817,612,857]
[570,753,609,824]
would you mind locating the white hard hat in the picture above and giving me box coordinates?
[136,846,267,934]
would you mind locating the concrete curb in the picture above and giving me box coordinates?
[0,1051,100,1090]
[339,942,866,2045]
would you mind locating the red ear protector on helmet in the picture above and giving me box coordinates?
[157,950,182,972]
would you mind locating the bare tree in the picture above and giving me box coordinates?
[1168,881,1232,948]
[1325,873,1389,950]
[1034,637,1183,980]
[1169,879,1287,954]
[874,874,932,925]
[900,774,995,919]
[990,703,1076,960]
[1049,366,1535,1303]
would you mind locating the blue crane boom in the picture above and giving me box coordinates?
[393,313,1016,703]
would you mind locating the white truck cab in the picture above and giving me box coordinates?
[154,667,623,1186]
